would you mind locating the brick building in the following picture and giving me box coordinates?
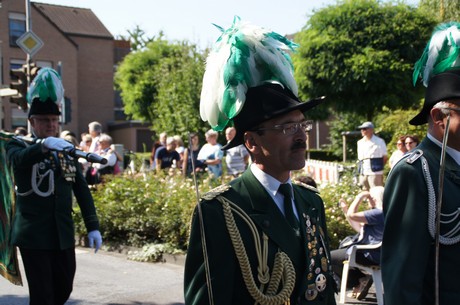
[0,1,154,152]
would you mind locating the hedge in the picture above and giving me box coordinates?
[74,169,360,260]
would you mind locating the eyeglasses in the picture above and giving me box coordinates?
[397,142,403,145]
[252,120,313,135]
[405,141,414,145]
[437,106,460,113]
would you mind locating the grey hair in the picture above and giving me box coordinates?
[205,129,218,138]
[433,101,454,116]
[166,136,176,145]
[98,133,112,144]
[88,121,102,133]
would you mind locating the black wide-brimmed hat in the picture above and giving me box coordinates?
[410,69,460,125]
[28,97,61,118]
[222,83,325,150]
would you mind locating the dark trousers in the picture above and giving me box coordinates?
[331,247,373,288]
[20,247,76,305]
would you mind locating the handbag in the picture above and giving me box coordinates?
[370,157,384,172]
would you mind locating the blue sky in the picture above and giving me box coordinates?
[34,0,419,50]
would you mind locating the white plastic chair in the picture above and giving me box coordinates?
[339,242,384,305]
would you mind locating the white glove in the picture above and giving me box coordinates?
[88,230,103,253]
[42,136,74,151]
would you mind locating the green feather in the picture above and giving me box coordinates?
[27,67,63,104]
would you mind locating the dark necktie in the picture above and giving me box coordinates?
[278,183,299,233]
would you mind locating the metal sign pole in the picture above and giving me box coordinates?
[25,0,32,134]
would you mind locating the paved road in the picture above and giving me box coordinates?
[0,247,185,305]
[0,247,377,305]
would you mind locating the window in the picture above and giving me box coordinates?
[9,13,26,47]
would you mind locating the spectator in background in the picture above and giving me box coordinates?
[155,136,180,172]
[174,135,185,169]
[224,126,249,177]
[14,126,28,136]
[79,133,93,177]
[80,133,92,152]
[183,132,205,178]
[332,186,385,300]
[356,121,387,190]
[60,130,79,148]
[110,144,123,175]
[404,134,420,152]
[388,135,407,169]
[88,121,102,153]
[197,129,223,178]
[89,133,118,184]
[150,132,167,170]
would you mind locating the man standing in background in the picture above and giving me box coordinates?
[224,126,249,177]
[356,121,387,190]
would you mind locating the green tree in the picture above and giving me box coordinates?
[375,106,426,150]
[114,38,207,138]
[116,25,159,52]
[152,42,208,138]
[419,0,460,21]
[293,0,436,120]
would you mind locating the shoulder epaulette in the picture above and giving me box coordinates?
[405,149,424,164]
[201,184,231,200]
[293,181,320,194]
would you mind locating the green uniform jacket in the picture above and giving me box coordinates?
[382,138,460,305]
[184,169,336,305]
[6,138,99,250]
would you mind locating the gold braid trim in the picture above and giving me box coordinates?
[216,195,296,305]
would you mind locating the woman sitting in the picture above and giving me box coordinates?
[331,186,384,300]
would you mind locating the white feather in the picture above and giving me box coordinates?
[424,25,460,86]
[199,17,298,130]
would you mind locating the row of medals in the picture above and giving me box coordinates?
[303,213,329,301]
[41,152,77,182]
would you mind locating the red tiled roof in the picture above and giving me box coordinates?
[32,2,113,39]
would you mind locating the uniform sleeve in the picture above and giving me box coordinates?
[382,161,432,305]
[72,158,99,232]
[6,139,45,168]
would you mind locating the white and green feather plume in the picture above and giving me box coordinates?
[200,16,298,131]
[27,67,64,104]
[413,22,460,87]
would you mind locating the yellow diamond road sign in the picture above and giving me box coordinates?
[16,31,44,57]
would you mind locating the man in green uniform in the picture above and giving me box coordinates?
[382,22,460,305]
[184,17,336,305]
[6,68,102,305]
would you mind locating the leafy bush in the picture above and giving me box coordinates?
[315,172,361,249]
[74,171,224,250]
[74,168,359,256]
